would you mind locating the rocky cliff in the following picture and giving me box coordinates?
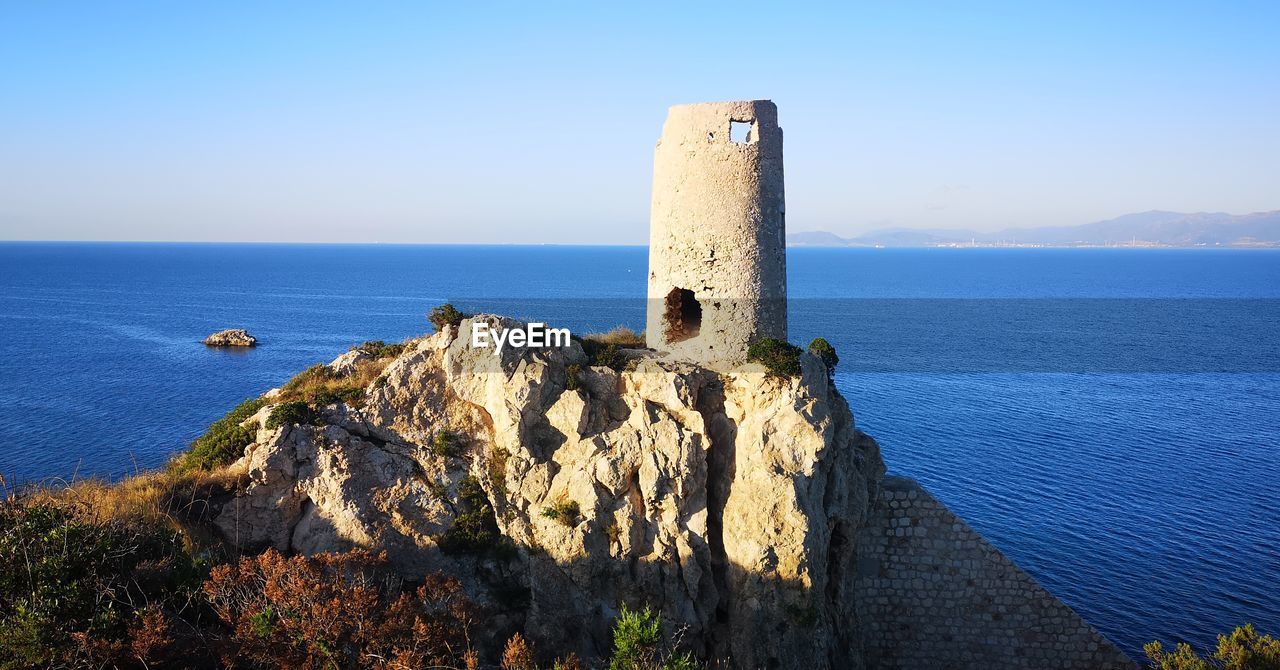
[210,315,1132,669]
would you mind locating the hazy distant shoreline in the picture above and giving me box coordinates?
[790,209,1280,248]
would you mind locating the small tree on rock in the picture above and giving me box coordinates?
[428,304,469,332]
[807,338,838,378]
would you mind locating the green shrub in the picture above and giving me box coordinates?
[747,338,803,378]
[581,340,625,371]
[609,605,662,670]
[308,385,365,407]
[787,603,819,628]
[438,476,515,559]
[265,401,315,429]
[427,303,469,332]
[607,605,701,670]
[354,340,405,359]
[541,500,581,527]
[180,396,267,471]
[566,364,582,391]
[431,430,464,458]
[0,501,198,668]
[1145,624,1280,670]
[807,338,838,376]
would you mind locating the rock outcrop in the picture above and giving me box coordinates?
[327,347,371,375]
[211,315,1132,669]
[203,328,257,347]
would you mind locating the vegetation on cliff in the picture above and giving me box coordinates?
[574,326,645,373]
[264,400,315,429]
[0,486,487,669]
[204,549,478,669]
[746,337,803,377]
[1145,625,1280,670]
[429,303,470,332]
[437,475,515,559]
[0,487,703,669]
[0,497,208,668]
[180,396,267,472]
[584,326,645,349]
[179,335,408,473]
[353,339,406,359]
[807,337,838,377]
[605,606,699,670]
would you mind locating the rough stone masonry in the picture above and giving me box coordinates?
[646,100,788,366]
[855,476,1133,669]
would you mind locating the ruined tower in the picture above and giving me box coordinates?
[645,100,787,364]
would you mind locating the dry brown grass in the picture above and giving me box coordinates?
[583,326,646,348]
[277,356,399,407]
[18,465,246,552]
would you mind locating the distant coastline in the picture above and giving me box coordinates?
[789,209,1280,248]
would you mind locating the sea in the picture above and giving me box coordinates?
[1,242,1277,659]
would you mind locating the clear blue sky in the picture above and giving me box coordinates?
[2,1,1277,243]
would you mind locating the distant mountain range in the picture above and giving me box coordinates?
[787,210,1280,248]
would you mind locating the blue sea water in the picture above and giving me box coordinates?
[1,242,1278,658]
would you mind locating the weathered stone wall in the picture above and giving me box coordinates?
[855,476,1134,669]
[646,100,787,365]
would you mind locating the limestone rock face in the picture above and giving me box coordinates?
[327,348,370,376]
[211,315,1133,669]
[203,328,257,347]
[214,315,884,668]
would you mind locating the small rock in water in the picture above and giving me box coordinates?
[203,328,257,347]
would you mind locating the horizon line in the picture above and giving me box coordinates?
[3,239,1278,250]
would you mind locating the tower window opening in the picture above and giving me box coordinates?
[730,120,754,144]
[663,288,702,344]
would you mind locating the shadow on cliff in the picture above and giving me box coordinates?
[471,373,871,670]
[498,533,854,669]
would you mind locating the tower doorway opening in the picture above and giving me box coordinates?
[663,288,701,344]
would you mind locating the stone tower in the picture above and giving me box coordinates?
[645,100,787,364]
